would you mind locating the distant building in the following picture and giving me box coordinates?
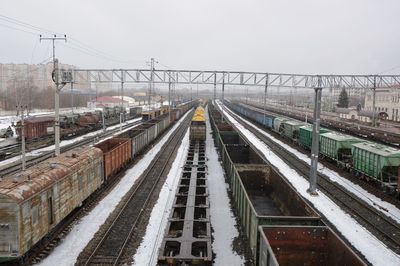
[336,107,387,123]
[87,96,128,109]
[364,87,400,122]
[0,63,90,92]
[112,96,136,106]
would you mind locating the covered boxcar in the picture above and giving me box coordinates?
[16,116,54,141]
[319,132,362,162]
[258,225,366,266]
[352,142,400,190]
[0,146,103,262]
[94,138,132,179]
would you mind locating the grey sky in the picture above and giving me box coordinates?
[1,0,400,75]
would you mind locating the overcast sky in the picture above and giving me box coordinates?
[1,0,400,75]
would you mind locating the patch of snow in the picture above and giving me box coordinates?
[217,101,400,266]
[36,111,191,266]
[205,108,245,265]
[227,106,400,224]
[132,129,190,266]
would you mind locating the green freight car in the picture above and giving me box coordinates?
[298,125,330,149]
[352,142,400,189]
[319,132,362,162]
[282,120,306,140]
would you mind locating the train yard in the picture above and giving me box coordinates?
[0,100,400,266]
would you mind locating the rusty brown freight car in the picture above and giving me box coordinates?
[258,225,366,266]
[0,146,103,262]
[16,116,54,141]
[94,138,132,179]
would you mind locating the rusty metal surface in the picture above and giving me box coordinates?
[16,117,54,141]
[76,113,100,127]
[0,146,102,203]
[258,225,366,266]
[94,138,131,179]
[158,141,212,265]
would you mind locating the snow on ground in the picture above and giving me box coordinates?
[205,108,245,266]
[132,129,190,266]
[0,117,142,167]
[226,105,400,224]
[37,111,191,266]
[216,101,400,266]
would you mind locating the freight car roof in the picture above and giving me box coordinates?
[352,142,400,157]
[283,120,305,126]
[320,132,361,142]
[0,146,102,203]
[22,116,54,123]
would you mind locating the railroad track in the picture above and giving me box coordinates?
[223,105,400,255]
[82,111,192,266]
[0,119,142,177]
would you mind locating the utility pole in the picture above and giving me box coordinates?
[190,87,193,101]
[372,75,377,127]
[40,34,67,156]
[168,71,172,118]
[263,74,269,124]
[147,58,158,108]
[213,73,217,102]
[70,81,74,114]
[222,73,225,122]
[14,105,27,170]
[246,87,248,104]
[120,69,124,131]
[307,77,323,196]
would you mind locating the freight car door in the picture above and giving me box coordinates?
[47,197,54,225]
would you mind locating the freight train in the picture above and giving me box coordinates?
[208,103,366,266]
[15,106,142,142]
[0,101,196,263]
[227,101,400,195]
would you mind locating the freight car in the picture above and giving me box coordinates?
[16,116,54,141]
[15,106,138,142]
[190,106,206,141]
[258,225,366,266]
[352,142,400,190]
[0,146,103,262]
[227,101,400,194]
[208,103,365,265]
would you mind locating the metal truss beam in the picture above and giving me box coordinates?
[72,69,400,89]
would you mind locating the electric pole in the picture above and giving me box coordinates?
[40,34,67,156]
[263,74,269,124]
[372,75,377,127]
[147,58,158,108]
[14,105,27,170]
